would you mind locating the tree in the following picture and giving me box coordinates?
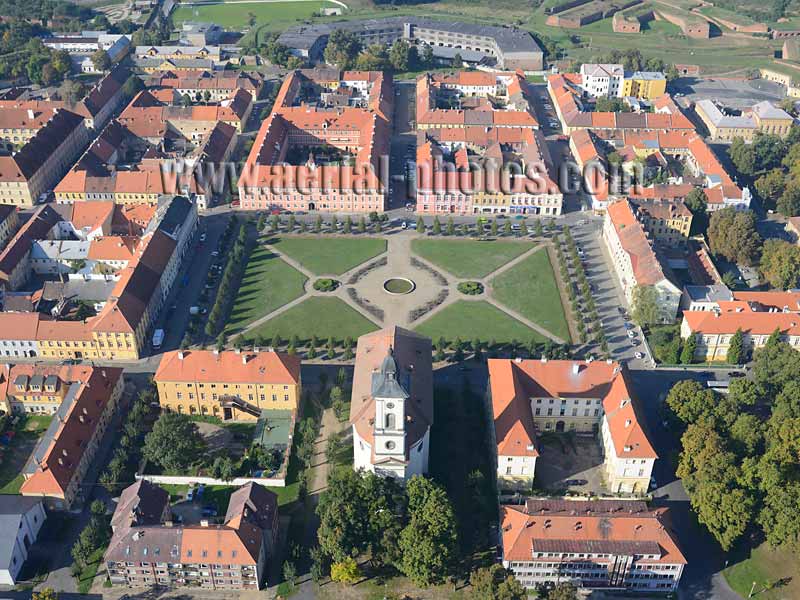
[389,39,412,71]
[630,284,660,326]
[32,589,57,600]
[680,334,697,365]
[729,136,757,176]
[755,169,786,211]
[666,379,716,425]
[778,181,800,217]
[317,469,369,561]
[760,239,800,290]
[356,43,390,71]
[211,456,236,481]
[727,328,745,364]
[490,220,498,237]
[470,564,526,600]
[684,187,707,233]
[90,48,111,72]
[247,11,256,27]
[417,216,425,233]
[330,557,361,584]
[59,79,87,105]
[707,208,761,266]
[399,476,458,586]
[446,217,455,236]
[90,499,106,517]
[432,216,441,235]
[421,43,434,66]
[282,560,296,588]
[358,215,367,233]
[452,52,463,66]
[544,582,579,600]
[324,29,362,69]
[143,413,204,472]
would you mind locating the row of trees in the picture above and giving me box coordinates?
[324,29,436,72]
[730,128,800,217]
[666,333,800,551]
[555,226,604,349]
[204,217,248,338]
[98,385,155,495]
[71,500,110,578]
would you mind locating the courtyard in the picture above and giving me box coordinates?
[532,433,608,496]
[225,231,572,347]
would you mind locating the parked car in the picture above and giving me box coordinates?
[635,352,644,360]
[201,506,217,517]
[196,484,206,499]
[649,476,657,490]
[565,479,588,486]
[186,486,196,502]
[199,232,206,242]
[627,330,636,338]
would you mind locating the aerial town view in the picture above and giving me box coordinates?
[1,0,800,598]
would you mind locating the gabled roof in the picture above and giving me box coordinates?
[155,349,301,384]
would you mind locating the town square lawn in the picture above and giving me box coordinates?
[411,238,533,279]
[225,245,307,334]
[266,236,386,276]
[414,300,546,345]
[491,247,571,341]
[245,296,378,343]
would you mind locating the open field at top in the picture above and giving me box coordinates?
[414,300,546,344]
[244,295,378,343]
[266,236,386,276]
[225,245,307,334]
[411,238,533,279]
[491,247,570,341]
[172,0,337,28]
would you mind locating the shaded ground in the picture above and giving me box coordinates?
[533,434,607,496]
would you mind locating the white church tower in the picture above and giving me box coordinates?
[349,327,433,481]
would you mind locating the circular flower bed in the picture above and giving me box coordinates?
[383,277,416,295]
[313,278,340,292]
[458,281,484,295]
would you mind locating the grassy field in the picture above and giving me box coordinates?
[172,0,336,28]
[0,415,52,494]
[491,247,570,341]
[225,245,307,334]
[245,296,378,343]
[415,300,546,344]
[411,239,533,279]
[266,236,386,276]
[723,543,800,599]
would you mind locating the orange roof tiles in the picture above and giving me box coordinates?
[683,310,800,336]
[501,503,686,564]
[732,291,800,311]
[488,359,656,460]
[607,200,671,286]
[155,349,301,385]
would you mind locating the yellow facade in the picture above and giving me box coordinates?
[92,330,142,361]
[621,75,667,100]
[38,338,102,361]
[156,379,300,421]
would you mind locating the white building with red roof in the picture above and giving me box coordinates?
[488,359,657,494]
[500,499,686,591]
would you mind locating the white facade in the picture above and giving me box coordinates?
[580,64,625,98]
[0,499,46,585]
[497,453,537,481]
[600,416,655,494]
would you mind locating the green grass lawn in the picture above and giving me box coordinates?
[172,0,336,28]
[723,543,800,599]
[0,414,52,494]
[414,300,546,344]
[225,245,307,334]
[491,248,571,341]
[245,296,378,343]
[411,238,533,279]
[266,236,386,276]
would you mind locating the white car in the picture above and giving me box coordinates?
[627,330,636,338]
[634,352,644,360]
[649,476,657,490]
[199,233,207,242]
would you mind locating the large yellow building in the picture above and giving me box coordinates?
[154,349,302,420]
[621,72,667,100]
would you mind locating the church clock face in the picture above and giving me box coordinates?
[387,402,394,409]
[386,441,396,450]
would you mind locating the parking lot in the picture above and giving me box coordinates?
[670,76,786,109]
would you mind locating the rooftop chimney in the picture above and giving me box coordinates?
[571,363,580,375]
[200,519,209,527]
[178,351,184,360]
[27,109,34,120]
[242,354,248,365]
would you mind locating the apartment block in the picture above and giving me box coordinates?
[0,496,47,585]
[501,499,685,591]
[105,481,278,590]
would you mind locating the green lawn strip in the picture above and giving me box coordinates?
[76,546,106,594]
[245,296,378,344]
[172,0,333,28]
[225,245,307,334]
[414,300,546,344]
[411,238,533,279]
[491,247,570,341]
[723,543,800,599]
[267,236,386,276]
